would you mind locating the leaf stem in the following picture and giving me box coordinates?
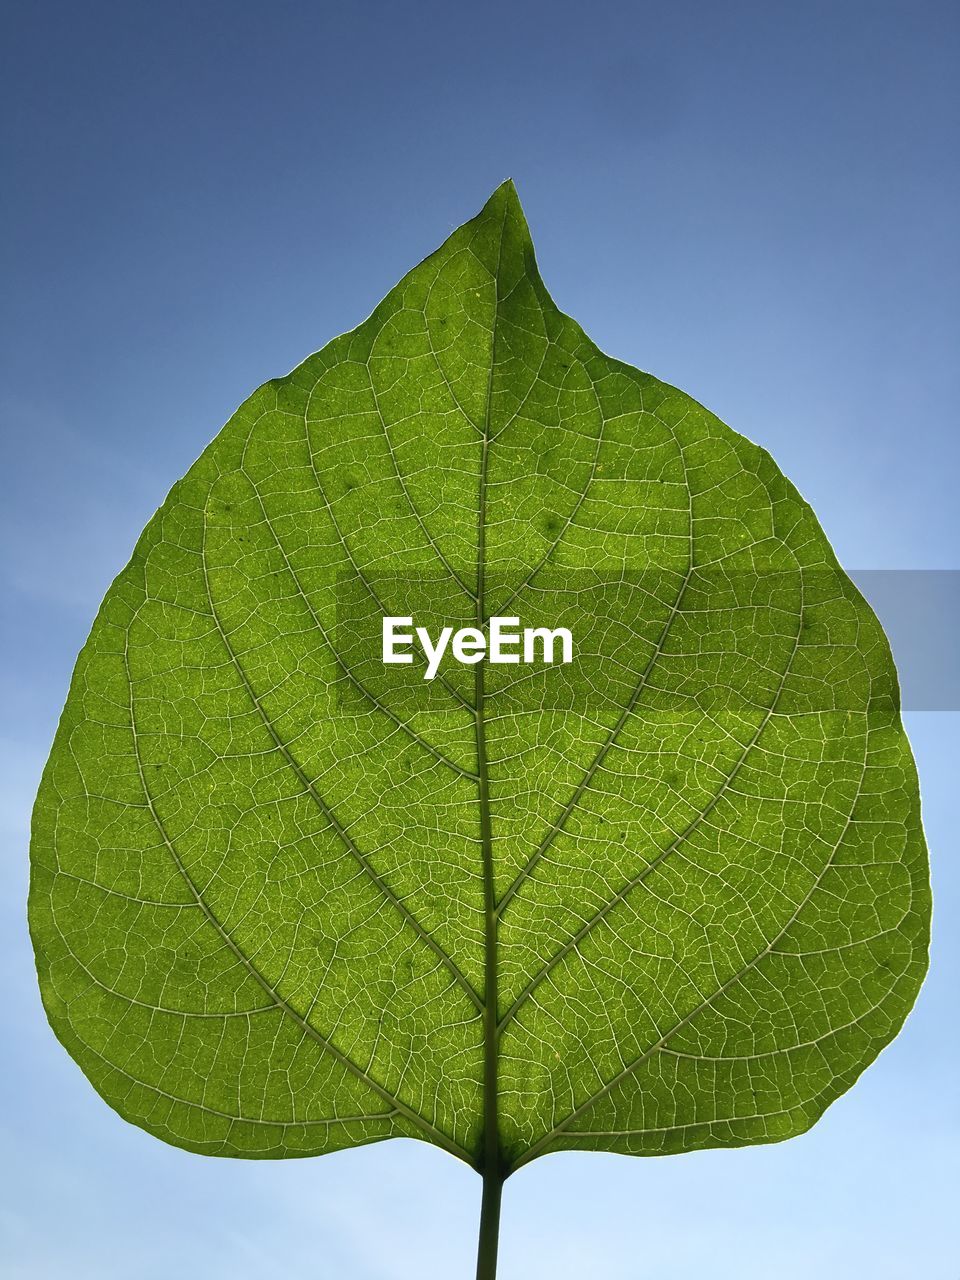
[475,1162,504,1280]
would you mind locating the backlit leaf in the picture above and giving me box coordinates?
[30,183,929,1261]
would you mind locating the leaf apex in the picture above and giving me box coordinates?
[480,177,524,220]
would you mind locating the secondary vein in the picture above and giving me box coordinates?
[121,630,473,1164]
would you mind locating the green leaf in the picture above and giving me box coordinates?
[30,181,929,1264]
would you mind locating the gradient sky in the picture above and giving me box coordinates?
[2,3,957,1276]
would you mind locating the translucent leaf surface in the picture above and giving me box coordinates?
[30,183,929,1185]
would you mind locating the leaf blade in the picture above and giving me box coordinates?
[30,182,930,1177]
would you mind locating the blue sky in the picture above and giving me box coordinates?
[1,2,957,1275]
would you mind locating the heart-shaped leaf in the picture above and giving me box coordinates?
[30,182,930,1275]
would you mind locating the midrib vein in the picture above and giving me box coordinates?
[477,208,507,1179]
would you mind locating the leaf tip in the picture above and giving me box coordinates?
[472,179,537,277]
[481,177,524,219]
